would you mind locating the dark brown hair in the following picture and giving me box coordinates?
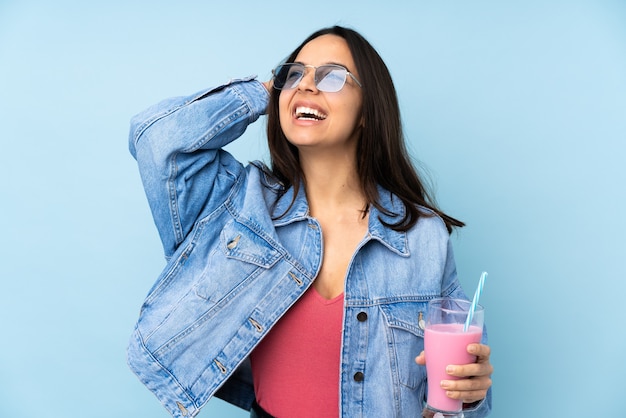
[266,26,464,233]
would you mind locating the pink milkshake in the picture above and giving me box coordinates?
[425,323,483,412]
[424,298,484,416]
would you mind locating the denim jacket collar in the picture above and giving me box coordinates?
[367,187,410,257]
[267,180,409,257]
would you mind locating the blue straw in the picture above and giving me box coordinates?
[464,272,487,332]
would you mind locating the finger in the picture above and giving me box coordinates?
[468,343,491,359]
[441,377,492,403]
[415,351,426,365]
[445,362,493,378]
[442,375,492,393]
[444,388,489,404]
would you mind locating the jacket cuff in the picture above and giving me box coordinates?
[460,388,492,417]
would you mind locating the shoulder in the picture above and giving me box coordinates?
[248,161,284,191]
[405,205,451,248]
[377,185,451,238]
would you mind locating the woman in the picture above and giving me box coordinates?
[127,26,493,418]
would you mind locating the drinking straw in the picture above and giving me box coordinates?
[464,271,487,332]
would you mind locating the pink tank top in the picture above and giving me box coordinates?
[250,286,344,417]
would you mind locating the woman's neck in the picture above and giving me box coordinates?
[299,152,366,218]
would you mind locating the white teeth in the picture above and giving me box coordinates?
[295,106,327,120]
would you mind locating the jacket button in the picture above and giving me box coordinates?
[353,372,364,382]
[357,312,368,322]
[226,235,241,250]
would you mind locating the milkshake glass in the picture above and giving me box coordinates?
[424,298,484,418]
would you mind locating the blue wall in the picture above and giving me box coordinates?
[1,1,624,417]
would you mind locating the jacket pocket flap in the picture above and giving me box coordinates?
[380,301,428,338]
[220,220,281,268]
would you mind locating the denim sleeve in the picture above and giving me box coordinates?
[128,77,269,258]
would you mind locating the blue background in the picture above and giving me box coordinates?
[1,1,624,417]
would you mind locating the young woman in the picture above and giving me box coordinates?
[127,26,493,418]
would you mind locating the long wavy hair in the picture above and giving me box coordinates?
[266,26,464,233]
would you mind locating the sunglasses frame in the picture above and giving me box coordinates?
[272,63,362,92]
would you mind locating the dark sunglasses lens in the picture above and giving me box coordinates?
[273,64,304,90]
[316,66,347,92]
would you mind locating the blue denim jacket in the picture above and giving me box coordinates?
[127,77,491,417]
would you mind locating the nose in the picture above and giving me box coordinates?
[297,66,318,92]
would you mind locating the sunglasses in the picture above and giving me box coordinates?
[272,63,362,93]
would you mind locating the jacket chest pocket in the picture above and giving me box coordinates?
[195,220,281,303]
[380,302,428,390]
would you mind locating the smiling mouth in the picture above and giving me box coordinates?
[295,106,327,121]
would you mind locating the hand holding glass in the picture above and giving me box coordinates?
[424,298,484,417]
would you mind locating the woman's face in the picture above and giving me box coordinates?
[278,34,363,154]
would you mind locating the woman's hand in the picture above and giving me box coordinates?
[415,343,493,406]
